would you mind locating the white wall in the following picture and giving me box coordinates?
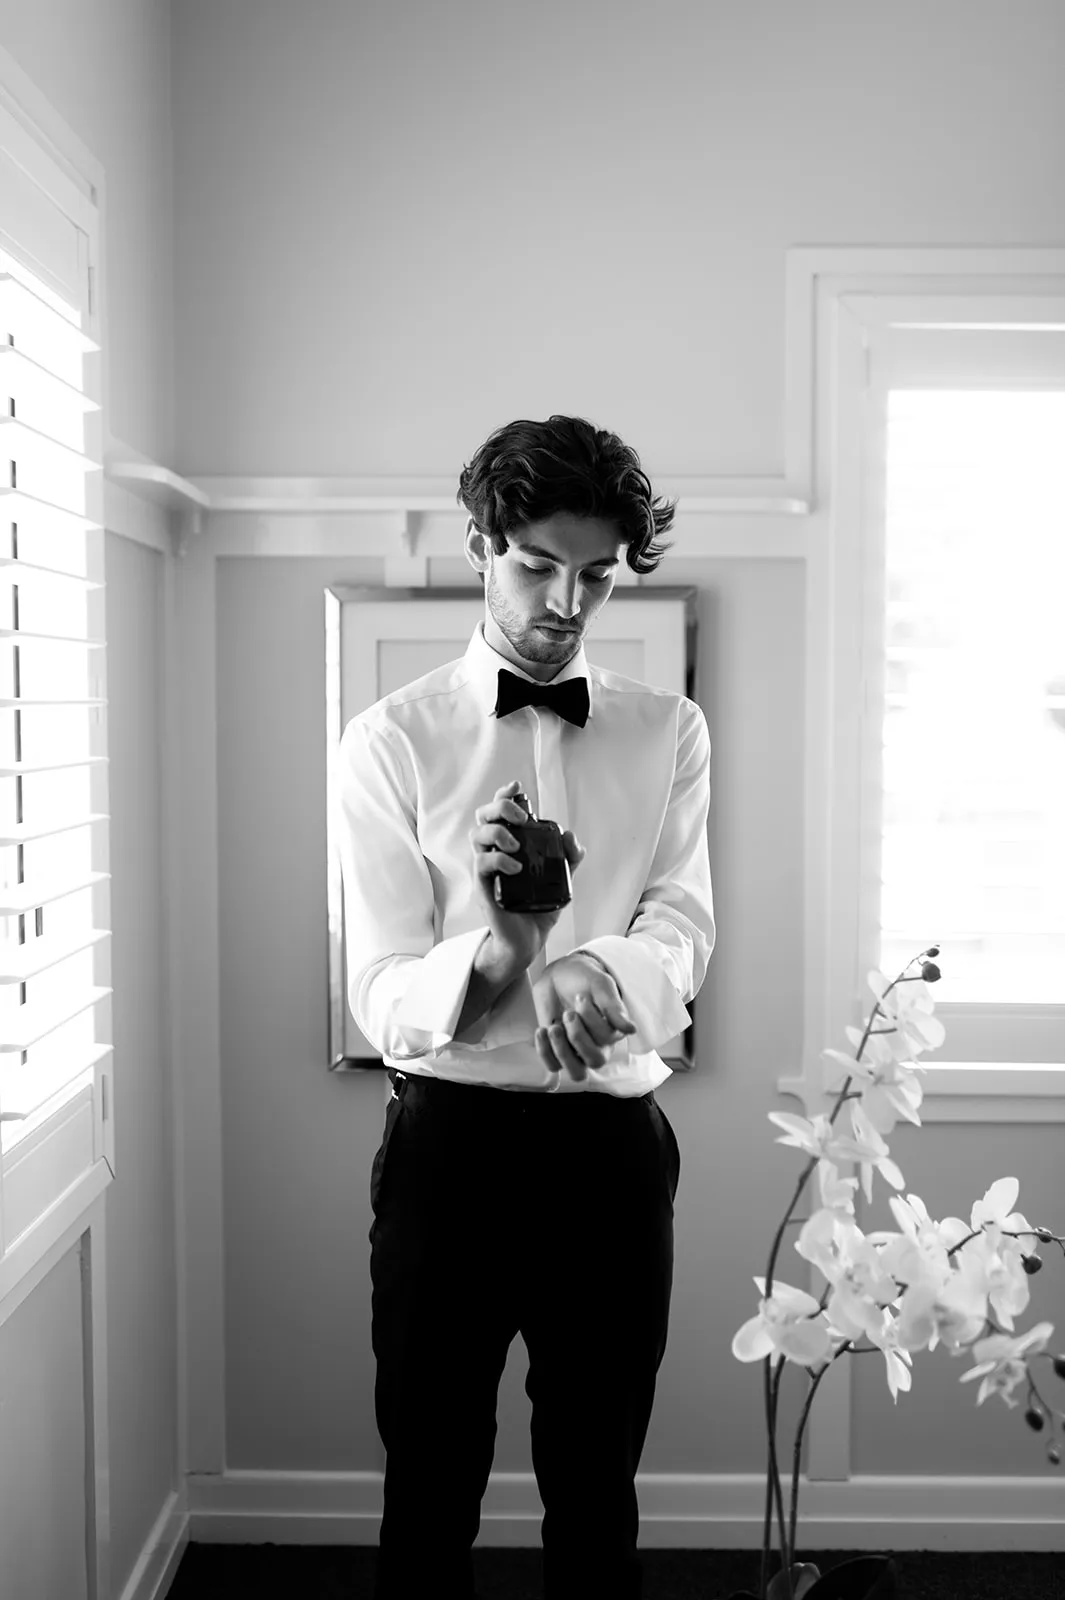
[172,0,1064,480]
[173,0,1065,1505]
[0,0,175,464]
[0,3,178,1596]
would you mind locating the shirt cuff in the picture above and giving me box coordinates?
[393,925,493,1044]
[572,935,692,1053]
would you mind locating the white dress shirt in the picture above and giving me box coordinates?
[332,620,715,1097]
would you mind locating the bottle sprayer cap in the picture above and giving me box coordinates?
[513,789,534,819]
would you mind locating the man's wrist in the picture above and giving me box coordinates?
[476,933,527,991]
[570,948,611,979]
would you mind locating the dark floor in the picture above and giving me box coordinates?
[167,1543,1065,1600]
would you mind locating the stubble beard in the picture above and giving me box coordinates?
[486,563,580,667]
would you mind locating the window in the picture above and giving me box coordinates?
[878,390,1065,1004]
[0,245,111,1262]
[860,308,1065,1062]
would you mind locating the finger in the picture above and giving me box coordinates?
[604,1003,637,1035]
[471,845,523,878]
[562,1008,606,1070]
[584,978,636,1035]
[478,797,530,826]
[571,992,616,1048]
[535,1028,562,1077]
[561,829,586,868]
[547,1019,587,1082]
[471,822,521,853]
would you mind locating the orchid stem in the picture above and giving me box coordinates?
[790,1364,829,1559]
[760,1359,773,1600]
[768,1357,795,1600]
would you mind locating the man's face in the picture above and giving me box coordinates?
[466,512,624,679]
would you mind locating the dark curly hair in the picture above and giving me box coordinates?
[456,415,676,575]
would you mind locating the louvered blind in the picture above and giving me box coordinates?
[0,252,110,1155]
[878,387,1065,1005]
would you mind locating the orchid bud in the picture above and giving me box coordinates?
[926,946,940,958]
[1024,1407,1045,1432]
[921,961,940,982]
[1049,1445,1062,1466]
[1021,1253,1043,1276]
[1053,1355,1065,1380]
[1035,1228,1054,1243]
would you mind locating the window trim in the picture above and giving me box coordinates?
[801,279,1065,1130]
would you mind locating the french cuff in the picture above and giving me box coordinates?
[393,925,493,1045]
[573,935,691,1054]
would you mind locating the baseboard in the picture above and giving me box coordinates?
[180,1470,1065,1552]
[115,1488,190,1600]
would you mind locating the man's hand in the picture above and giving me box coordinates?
[470,779,585,975]
[532,954,637,1082]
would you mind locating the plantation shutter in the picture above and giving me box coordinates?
[0,248,111,1249]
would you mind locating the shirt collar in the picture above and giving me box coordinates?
[464,621,594,721]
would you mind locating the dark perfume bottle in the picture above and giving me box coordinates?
[493,789,573,914]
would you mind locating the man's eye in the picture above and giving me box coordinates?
[521,564,610,583]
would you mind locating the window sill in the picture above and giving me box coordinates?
[777,1063,1065,1123]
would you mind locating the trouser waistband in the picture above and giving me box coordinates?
[387,1068,654,1109]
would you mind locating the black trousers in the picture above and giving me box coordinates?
[368,1067,681,1600]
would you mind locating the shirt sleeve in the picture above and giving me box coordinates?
[333,714,493,1060]
[574,699,715,1054]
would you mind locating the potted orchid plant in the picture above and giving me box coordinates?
[727,947,1065,1600]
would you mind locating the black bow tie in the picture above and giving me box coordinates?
[494,669,590,728]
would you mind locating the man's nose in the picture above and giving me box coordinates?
[545,576,581,619]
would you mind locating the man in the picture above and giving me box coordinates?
[333,414,715,1600]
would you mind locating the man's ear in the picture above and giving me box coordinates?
[464,517,492,576]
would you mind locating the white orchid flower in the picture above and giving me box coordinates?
[821,1297,914,1402]
[795,1207,857,1281]
[867,970,939,1029]
[871,1229,943,1296]
[821,1046,876,1090]
[959,1323,1054,1409]
[848,976,945,1061]
[881,1343,914,1401]
[971,1177,1032,1243]
[888,1192,958,1246]
[817,1159,858,1215]
[839,1101,906,1201]
[859,1072,924,1136]
[894,1247,989,1353]
[844,1023,903,1069]
[821,1040,926,1135]
[766,1111,853,1166]
[960,1228,1031,1331]
[732,1277,835,1368]
[858,1309,915,1402]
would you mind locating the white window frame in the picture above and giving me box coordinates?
[0,61,113,1312]
[790,269,1065,1135]
[861,303,1065,1048]
[777,251,1065,1489]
